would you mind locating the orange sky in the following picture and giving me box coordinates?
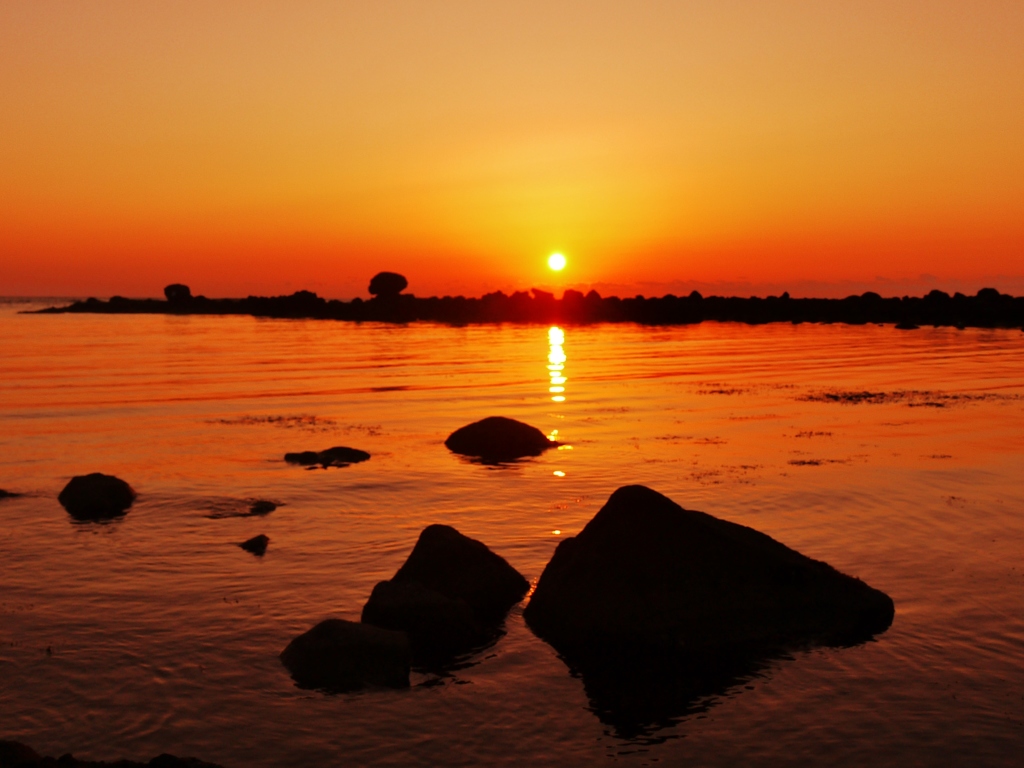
[2,1,1023,298]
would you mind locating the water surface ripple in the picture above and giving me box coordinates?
[1,301,1023,766]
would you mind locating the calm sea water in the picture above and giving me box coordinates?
[1,298,1023,766]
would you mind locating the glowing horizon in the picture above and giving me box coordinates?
[1,2,1022,298]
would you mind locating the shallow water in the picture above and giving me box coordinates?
[1,299,1023,766]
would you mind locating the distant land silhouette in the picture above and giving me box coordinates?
[33,274,1024,330]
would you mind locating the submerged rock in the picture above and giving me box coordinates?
[57,473,136,520]
[361,524,529,663]
[368,272,408,297]
[203,498,281,520]
[444,416,554,462]
[284,446,370,468]
[280,618,410,692]
[523,485,895,734]
[239,534,269,556]
[248,500,277,516]
[0,738,223,767]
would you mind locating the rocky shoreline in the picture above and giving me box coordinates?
[31,280,1024,330]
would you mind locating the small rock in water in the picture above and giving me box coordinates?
[0,489,20,499]
[248,500,277,516]
[445,416,555,462]
[240,534,269,556]
[283,446,370,468]
[361,524,529,663]
[280,618,411,692]
[57,473,136,520]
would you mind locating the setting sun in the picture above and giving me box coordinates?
[548,253,567,272]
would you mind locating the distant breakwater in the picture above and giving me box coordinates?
[34,286,1024,330]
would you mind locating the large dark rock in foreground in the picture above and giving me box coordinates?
[284,446,370,468]
[0,738,222,767]
[523,485,895,735]
[445,416,554,462]
[280,618,410,692]
[368,272,408,297]
[362,524,529,664]
[57,473,136,521]
[526,485,894,651]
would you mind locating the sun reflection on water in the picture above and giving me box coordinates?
[548,326,567,403]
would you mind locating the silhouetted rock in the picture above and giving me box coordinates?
[391,524,530,619]
[280,618,410,692]
[163,284,192,303]
[527,484,893,654]
[362,524,529,663]
[240,534,269,556]
[368,272,408,297]
[58,473,136,520]
[445,416,554,462]
[0,738,223,767]
[361,580,487,662]
[523,485,895,734]
[0,489,20,499]
[248,500,277,516]
[283,446,370,468]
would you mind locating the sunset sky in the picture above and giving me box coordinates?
[2,1,1022,299]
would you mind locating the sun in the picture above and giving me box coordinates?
[547,252,567,271]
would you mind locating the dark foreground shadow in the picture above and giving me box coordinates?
[408,624,507,676]
[548,626,892,745]
[568,647,770,741]
[559,633,884,742]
